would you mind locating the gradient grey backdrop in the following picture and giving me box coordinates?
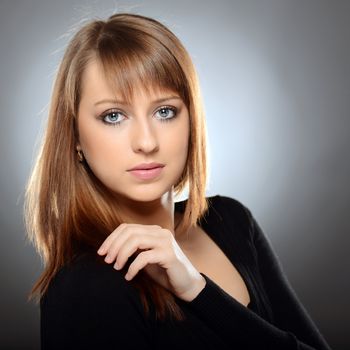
[0,0,349,349]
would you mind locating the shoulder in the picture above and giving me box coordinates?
[208,194,250,212]
[206,194,253,228]
[46,253,126,292]
[210,195,270,246]
[41,253,143,313]
[40,255,154,347]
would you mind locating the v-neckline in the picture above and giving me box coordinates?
[175,196,256,311]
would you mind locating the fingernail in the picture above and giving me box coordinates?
[105,255,111,263]
[114,262,119,270]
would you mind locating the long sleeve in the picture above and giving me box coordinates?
[181,195,331,349]
[246,206,332,349]
[40,255,154,349]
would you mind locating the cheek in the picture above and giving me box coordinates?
[79,124,126,169]
[163,121,190,161]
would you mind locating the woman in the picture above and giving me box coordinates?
[24,13,331,349]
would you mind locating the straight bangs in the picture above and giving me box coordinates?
[95,25,191,106]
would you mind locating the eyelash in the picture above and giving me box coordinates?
[99,106,178,127]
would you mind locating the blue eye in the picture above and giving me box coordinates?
[99,106,178,127]
[100,110,124,126]
[155,106,177,121]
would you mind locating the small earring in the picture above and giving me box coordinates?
[77,149,84,163]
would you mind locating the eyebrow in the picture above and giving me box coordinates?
[94,95,182,107]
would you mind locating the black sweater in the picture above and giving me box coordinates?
[40,195,331,349]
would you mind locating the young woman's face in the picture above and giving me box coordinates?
[77,60,190,202]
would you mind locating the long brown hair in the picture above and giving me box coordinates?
[24,12,208,321]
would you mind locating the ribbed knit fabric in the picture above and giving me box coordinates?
[40,195,332,349]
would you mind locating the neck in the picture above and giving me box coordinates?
[112,188,180,237]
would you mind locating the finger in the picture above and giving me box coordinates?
[125,249,161,280]
[97,223,128,255]
[103,225,160,262]
[98,223,160,255]
[114,234,159,269]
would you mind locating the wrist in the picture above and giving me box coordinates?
[178,274,206,302]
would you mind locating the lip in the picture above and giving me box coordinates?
[128,162,165,171]
[128,166,164,180]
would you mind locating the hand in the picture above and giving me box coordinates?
[97,223,206,302]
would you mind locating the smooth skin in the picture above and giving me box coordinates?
[76,59,206,301]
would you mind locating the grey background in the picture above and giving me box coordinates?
[0,0,349,349]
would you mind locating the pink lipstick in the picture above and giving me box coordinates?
[127,163,165,180]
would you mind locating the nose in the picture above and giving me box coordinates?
[131,117,159,154]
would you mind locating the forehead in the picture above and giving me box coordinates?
[80,59,179,103]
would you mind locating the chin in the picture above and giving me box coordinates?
[111,183,172,203]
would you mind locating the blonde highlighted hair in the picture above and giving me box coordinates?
[24,12,208,321]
